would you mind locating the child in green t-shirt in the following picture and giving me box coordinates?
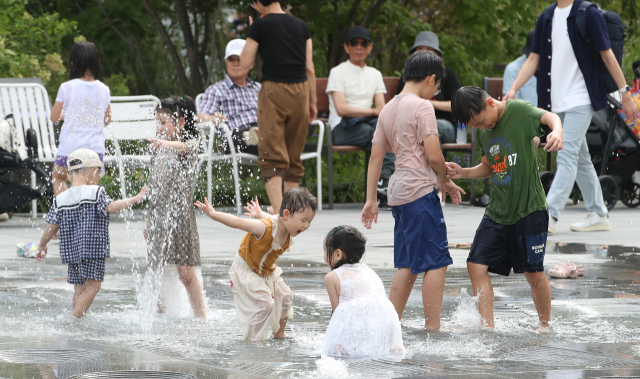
[447,86,563,328]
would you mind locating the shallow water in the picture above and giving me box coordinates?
[2,243,640,378]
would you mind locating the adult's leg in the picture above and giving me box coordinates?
[52,164,68,196]
[333,119,395,178]
[72,279,101,318]
[467,262,495,327]
[282,82,310,190]
[177,265,206,319]
[574,130,608,217]
[524,271,551,327]
[436,119,456,144]
[257,81,290,213]
[73,284,85,309]
[389,268,418,320]
[546,106,597,220]
[422,266,447,330]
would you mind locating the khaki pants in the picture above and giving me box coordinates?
[257,80,309,182]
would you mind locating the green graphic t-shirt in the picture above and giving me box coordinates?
[476,99,548,225]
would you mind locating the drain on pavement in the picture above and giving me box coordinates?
[503,346,640,369]
[618,344,640,357]
[68,371,194,379]
[227,361,275,378]
[347,359,432,377]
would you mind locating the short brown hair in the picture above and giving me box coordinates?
[279,187,317,216]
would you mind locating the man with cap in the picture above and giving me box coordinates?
[397,31,461,145]
[503,31,537,107]
[327,26,394,195]
[198,39,261,154]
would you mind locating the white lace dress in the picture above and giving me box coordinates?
[321,263,405,357]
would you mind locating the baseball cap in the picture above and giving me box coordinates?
[345,26,371,42]
[225,39,246,60]
[67,149,102,171]
[520,31,535,56]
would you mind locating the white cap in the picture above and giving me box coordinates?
[224,39,246,60]
[67,148,102,171]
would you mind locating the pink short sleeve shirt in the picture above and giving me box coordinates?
[372,93,439,206]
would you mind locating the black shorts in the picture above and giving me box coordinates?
[467,210,548,276]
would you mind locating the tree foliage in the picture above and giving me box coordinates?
[16,0,640,99]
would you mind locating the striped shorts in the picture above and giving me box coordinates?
[67,259,106,285]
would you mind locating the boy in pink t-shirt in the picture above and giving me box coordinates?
[361,51,464,331]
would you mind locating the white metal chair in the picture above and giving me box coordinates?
[0,83,57,217]
[195,94,324,212]
[103,95,160,198]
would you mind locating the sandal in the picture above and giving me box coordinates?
[566,261,585,276]
[548,263,577,279]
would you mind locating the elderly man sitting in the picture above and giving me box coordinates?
[198,39,260,155]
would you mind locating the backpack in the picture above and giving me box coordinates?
[576,1,626,94]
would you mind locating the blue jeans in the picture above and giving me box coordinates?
[437,119,456,144]
[547,105,608,220]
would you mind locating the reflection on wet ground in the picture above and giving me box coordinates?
[1,243,640,378]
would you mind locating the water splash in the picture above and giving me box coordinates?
[449,288,482,329]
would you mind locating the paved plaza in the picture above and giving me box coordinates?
[1,202,640,378]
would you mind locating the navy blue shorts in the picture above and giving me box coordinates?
[391,191,452,275]
[67,259,106,285]
[467,210,548,276]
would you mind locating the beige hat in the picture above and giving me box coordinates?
[67,149,102,171]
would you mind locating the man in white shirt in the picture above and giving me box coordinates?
[327,26,394,194]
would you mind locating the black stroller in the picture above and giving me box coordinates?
[539,61,640,210]
[0,116,52,214]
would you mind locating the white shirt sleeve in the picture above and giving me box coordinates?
[326,66,345,94]
[55,82,66,104]
[375,71,387,94]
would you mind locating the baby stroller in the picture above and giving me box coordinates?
[0,115,52,214]
[539,65,640,210]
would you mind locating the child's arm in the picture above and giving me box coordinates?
[446,156,494,180]
[105,186,149,214]
[37,223,60,261]
[148,139,188,152]
[244,197,271,219]
[195,197,266,236]
[50,102,63,123]
[541,112,563,152]
[423,135,466,206]
[361,144,386,229]
[104,105,111,126]
[324,271,341,312]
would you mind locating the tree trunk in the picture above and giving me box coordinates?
[174,0,204,94]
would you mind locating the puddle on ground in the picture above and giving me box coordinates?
[1,243,640,378]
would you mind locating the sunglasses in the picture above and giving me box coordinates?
[348,39,370,48]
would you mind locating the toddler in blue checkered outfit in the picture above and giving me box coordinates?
[37,148,149,318]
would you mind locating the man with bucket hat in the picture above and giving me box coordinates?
[398,31,462,144]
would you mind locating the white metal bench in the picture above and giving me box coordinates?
[104,95,160,198]
[195,93,324,212]
[0,82,57,217]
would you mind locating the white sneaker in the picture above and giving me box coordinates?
[548,217,556,234]
[570,212,611,232]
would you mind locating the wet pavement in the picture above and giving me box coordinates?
[1,203,640,378]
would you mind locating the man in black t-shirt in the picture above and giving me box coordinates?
[397,32,461,144]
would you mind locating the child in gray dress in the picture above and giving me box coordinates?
[144,96,205,318]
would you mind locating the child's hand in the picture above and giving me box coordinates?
[195,197,216,217]
[148,139,168,150]
[137,186,150,201]
[445,162,464,179]
[244,197,262,218]
[544,129,563,152]
[441,179,466,206]
[361,200,378,229]
[36,245,47,261]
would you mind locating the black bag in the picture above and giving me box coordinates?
[576,1,626,94]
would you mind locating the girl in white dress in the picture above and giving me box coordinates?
[322,226,405,357]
